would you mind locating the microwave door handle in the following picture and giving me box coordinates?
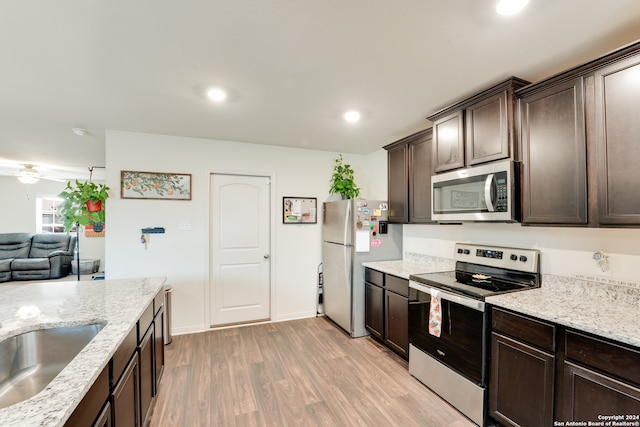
[484,173,496,212]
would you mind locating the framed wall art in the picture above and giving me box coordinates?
[121,171,192,200]
[283,197,317,224]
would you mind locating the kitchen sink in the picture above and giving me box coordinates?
[0,323,105,409]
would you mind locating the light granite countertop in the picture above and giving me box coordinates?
[362,253,455,279]
[363,256,640,349]
[0,277,166,427]
[486,274,640,348]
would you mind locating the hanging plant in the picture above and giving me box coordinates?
[57,180,110,233]
[329,154,360,199]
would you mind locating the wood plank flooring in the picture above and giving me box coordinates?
[150,316,475,427]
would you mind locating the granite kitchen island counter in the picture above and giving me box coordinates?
[0,277,166,427]
[486,275,640,348]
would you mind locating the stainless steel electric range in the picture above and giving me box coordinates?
[408,243,540,426]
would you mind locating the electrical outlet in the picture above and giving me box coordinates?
[178,220,191,231]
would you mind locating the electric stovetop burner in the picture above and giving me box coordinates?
[410,243,541,300]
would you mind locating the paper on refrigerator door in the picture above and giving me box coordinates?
[355,230,370,252]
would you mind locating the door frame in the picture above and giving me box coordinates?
[205,169,276,329]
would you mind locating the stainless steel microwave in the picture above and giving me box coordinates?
[431,160,520,222]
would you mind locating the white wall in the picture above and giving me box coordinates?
[0,177,105,268]
[104,130,386,334]
[404,223,640,285]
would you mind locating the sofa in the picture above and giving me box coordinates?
[0,233,77,282]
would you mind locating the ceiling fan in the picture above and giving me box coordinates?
[15,164,66,184]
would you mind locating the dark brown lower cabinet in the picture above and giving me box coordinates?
[365,281,384,341]
[364,268,408,360]
[489,332,555,427]
[561,361,640,420]
[384,290,408,359]
[112,352,140,427]
[139,325,155,427]
[490,307,640,426]
[64,291,165,427]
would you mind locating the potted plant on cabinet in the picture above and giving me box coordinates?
[57,180,110,233]
[329,154,360,199]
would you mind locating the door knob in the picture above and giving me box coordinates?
[264,254,270,259]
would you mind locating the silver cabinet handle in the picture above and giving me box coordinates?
[264,254,270,259]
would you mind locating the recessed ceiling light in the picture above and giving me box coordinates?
[496,0,529,15]
[343,110,361,123]
[207,87,227,102]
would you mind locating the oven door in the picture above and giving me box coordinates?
[408,280,488,386]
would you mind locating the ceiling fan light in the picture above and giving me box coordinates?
[18,175,40,184]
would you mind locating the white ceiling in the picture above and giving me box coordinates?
[1,0,640,181]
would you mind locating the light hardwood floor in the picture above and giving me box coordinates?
[150,317,475,427]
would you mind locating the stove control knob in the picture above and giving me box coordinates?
[457,248,463,254]
[520,255,528,262]
[510,254,518,261]
[463,249,470,255]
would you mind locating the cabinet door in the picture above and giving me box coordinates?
[112,353,140,427]
[489,332,555,427]
[94,401,112,427]
[561,361,640,420]
[409,130,434,223]
[520,78,587,224]
[364,282,384,341]
[153,307,165,395]
[384,291,408,359]
[433,110,465,172]
[139,325,155,427]
[594,55,640,224]
[466,90,510,166]
[387,143,408,223]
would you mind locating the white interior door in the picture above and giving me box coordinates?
[210,174,271,326]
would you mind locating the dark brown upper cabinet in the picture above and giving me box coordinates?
[594,53,640,225]
[385,140,409,223]
[384,128,434,224]
[516,39,640,227]
[428,77,529,173]
[432,111,464,172]
[518,77,587,225]
[408,129,434,223]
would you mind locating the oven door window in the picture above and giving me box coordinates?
[409,288,486,385]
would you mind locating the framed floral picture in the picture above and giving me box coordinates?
[121,171,192,200]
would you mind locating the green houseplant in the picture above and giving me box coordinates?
[329,154,360,199]
[57,180,110,233]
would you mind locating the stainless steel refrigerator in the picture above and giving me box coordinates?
[322,199,402,337]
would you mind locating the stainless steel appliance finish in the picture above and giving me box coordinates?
[0,323,105,408]
[408,243,540,426]
[322,199,402,337]
[431,159,520,222]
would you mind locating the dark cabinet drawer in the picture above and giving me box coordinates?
[492,307,555,353]
[565,330,640,385]
[153,289,164,315]
[385,274,408,297]
[137,302,154,343]
[111,326,137,387]
[365,268,384,287]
